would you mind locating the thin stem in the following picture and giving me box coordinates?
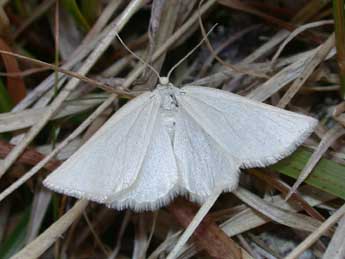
[333,0,345,98]
[0,50,134,98]
[114,32,161,80]
[54,0,60,96]
[166,24,217,81]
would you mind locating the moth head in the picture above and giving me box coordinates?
[159,77,169,85]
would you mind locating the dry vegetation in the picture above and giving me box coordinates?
[0,0,345,258]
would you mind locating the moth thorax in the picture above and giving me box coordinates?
[161,110,176,142]
[161,94,177,110]
[160,93,178,142]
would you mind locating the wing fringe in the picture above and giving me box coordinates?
[240,118,317,168]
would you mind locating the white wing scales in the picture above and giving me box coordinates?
[108,112,178,210]
[174,105,241,202]
[43,92,160,204]
[178,86,318,168]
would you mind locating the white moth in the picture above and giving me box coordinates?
[43,76,318,211]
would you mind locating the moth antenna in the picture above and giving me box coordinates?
[166,24,218,82]
[114,32,161,80]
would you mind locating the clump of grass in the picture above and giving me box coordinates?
[0,1,344,258]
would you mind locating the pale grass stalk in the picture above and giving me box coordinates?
[233,187,322,232]
[107,211,131,259]
[149,186,333,259]
[271,20,334,64]
[83,212,110,256]
[277,33,335,108]
[166,191,221,259]
[13,0,56,38]
[12,1,125,111]
[0,0,146,179]
[0,0,9,8]
[286,202,345,259]
[10,200,88,259]
[247,46,335,102]
[322,214,345,258]
[82,0,125,44]
[0,50,133,97]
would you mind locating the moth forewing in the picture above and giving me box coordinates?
[43,92,161,204]
[173,103,241,202]
[106,111,179,211]
[179,85,318,168]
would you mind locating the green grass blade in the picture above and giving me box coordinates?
[0,79,13,113]
[0,209,29,259]
[271,148,345,200]
[81,0,101,24]
[61,0,90,31]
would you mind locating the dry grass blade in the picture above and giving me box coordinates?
[0,140,61,171]
[175,186,334,259]
[198,25,259,77]
[223,187,330,235]
[198,0,267,79]
[249,169,325,221]
[247,49,328,102]
[169,198,247,259]
[133,215,151,259]
[0,50,133,97]
[286,124,345,200]
[138,0,183,90]
[10,200,88,259]
[83,212,110,257]
[293,0,330,23]
[233,187,323,233]
[271,20,334,64]
[286,202,345,259]
[334,102,345,127]
[13,0,55,38]
[12,1,125,112]
[166,192,221,259]
[0,95,106,133]
[0,0,145,179]
[0,67,50,77]
[25,189,52,243]
[322,215,345,258]
[277,33,335,108]
[107,211,131,259]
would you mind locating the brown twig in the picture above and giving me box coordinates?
[0,140,61,171]
[0,38,26,103]
[0,50,134,98]
[168,198,242,259]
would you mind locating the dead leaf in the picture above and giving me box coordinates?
[0,140,61,171]
[0,38,26,103]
